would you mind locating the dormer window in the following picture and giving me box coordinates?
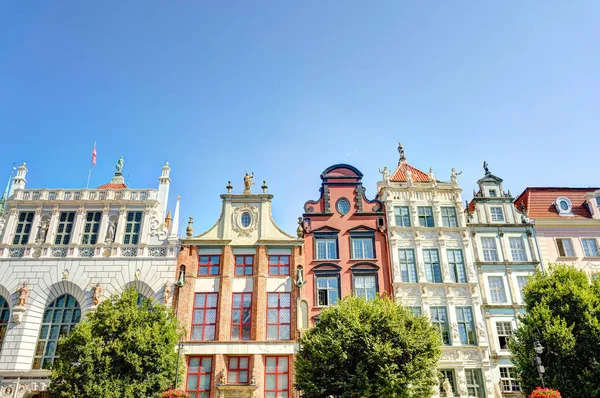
[554,197,573,216]
[489,189,497,198]
[596,197,600,206]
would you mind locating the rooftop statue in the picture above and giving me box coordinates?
[116,156,124,173]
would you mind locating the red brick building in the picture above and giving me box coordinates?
[175,178,303,398]
[300,164,391,324]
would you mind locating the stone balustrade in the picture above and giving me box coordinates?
[13,188,157,202]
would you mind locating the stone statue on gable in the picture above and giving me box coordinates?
[116,156,124,173]
[379,166,390,183]
[243,172,255,193]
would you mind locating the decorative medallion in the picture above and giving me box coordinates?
[102,248,112,257]
[32,248,42,258]
[232,204,259,237]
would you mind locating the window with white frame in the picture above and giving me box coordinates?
[496,321,513,350]
[81,211,102,245]
[500,367,521,392]
[423,249,442,283]
[409,306,422,316]
[417,206,434,227]
[490,207,504,222]
[430,306,451,345]
[353,275,376,300]
[441,207,458,227]
[55,212,75,245]
[316,276,339,306]
[489,189,497,197]
[556,238,575,257]
[13,212,34,245]
[509,237,528,261]
[438,369,457,397]
[123,211,142,245]
[456,306,476,345]
[315,237,337,259]
[465,369,485,398]
[481,237,499,261]
[394,206,411,227]
[488,276,507,303]
[351,237,374,259]
[517,276,529,302]
[398,249,418,283]
[447,249,467,283]
[582,239,600,257]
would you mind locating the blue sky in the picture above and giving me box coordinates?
[1,1,599,234]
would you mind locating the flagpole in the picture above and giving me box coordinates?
[86,141,96,189]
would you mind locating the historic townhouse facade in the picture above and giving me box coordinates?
[466,166,542,397]
[300,164,391,325]
[377,144,494,398]
[514,187,600,277]
[0,160,179,397]
[176,175,303,398]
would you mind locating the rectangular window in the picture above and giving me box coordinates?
[488,276,507,303]
[231,293,251,340]
[597,197,600,206]
[556,238,575,257]
[456,306,476,345]
[54,212,75,245]
[351,238,374,259]
[417,207,434,227]
[447,249,467,283]
[409,306,422,316]
[316,276,339,306]
[500,367,521,393]
[227,357,249,384]
[186,356,212,398]
[394,206,411,227]
[430,306,451,345]
[315,238,337,259]
[398,249,418,283]
[441,207,458,227]
[265,356,289,398]
[198,255,221,276]
[582,239,600,257]
[235,255,254,276]
[354,275,376,300]
[191,293,218,341]
[423,249,442,283]
[13,212,34,245]
[517,276,529,302]
[123,211,142,244]
[490,207,504,222]
[267,293,291,340]
[81,211,101,245]
[439,369,457,397]
[489,189,497,198]
[268,255,290,276]
[481,237,499,261]
[509,237,528,261]
[496,321,513,350]
[465,369,485,398]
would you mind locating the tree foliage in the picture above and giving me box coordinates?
[295,296,442,398]
[49,287,183,398]
[509,264,600,397]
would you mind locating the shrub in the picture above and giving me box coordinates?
[529,387,562,398]
[161,389,190,398]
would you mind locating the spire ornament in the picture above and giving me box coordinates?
[186,216,194,238]
[398,142,407,164]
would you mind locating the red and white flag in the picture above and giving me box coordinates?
[92,142,97,166]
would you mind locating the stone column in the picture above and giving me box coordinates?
[139,206,153,245]
[1,207,18,244]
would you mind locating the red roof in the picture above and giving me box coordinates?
[97,183,127,189]
[390,162,429,182]
[514,187,599,219]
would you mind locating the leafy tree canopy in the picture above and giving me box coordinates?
[295,296,442,398]
[49,286,183,398]
[509,264,600,397]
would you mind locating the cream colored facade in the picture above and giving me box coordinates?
[466,171,541,397]
[377,145,494,398]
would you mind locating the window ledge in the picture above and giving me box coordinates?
[557,256,579,261]
[349,258,377,261]
[314,258,341,261]
[583,256,600,260]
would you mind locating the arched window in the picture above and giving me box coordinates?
[0,296,9,352]
[33,294,81,369]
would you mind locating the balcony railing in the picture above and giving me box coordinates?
[13,189,157,202]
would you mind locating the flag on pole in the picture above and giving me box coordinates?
[92,142,97,166]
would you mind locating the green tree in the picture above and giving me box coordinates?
[295,296,442,398]
[509,264,600,397]
[49,287,183,398]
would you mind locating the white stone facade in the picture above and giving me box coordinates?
[377,146,494,398]
[466,171,541,397]
[0,162,179,397]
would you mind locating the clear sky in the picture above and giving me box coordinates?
[1,1,599,234]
